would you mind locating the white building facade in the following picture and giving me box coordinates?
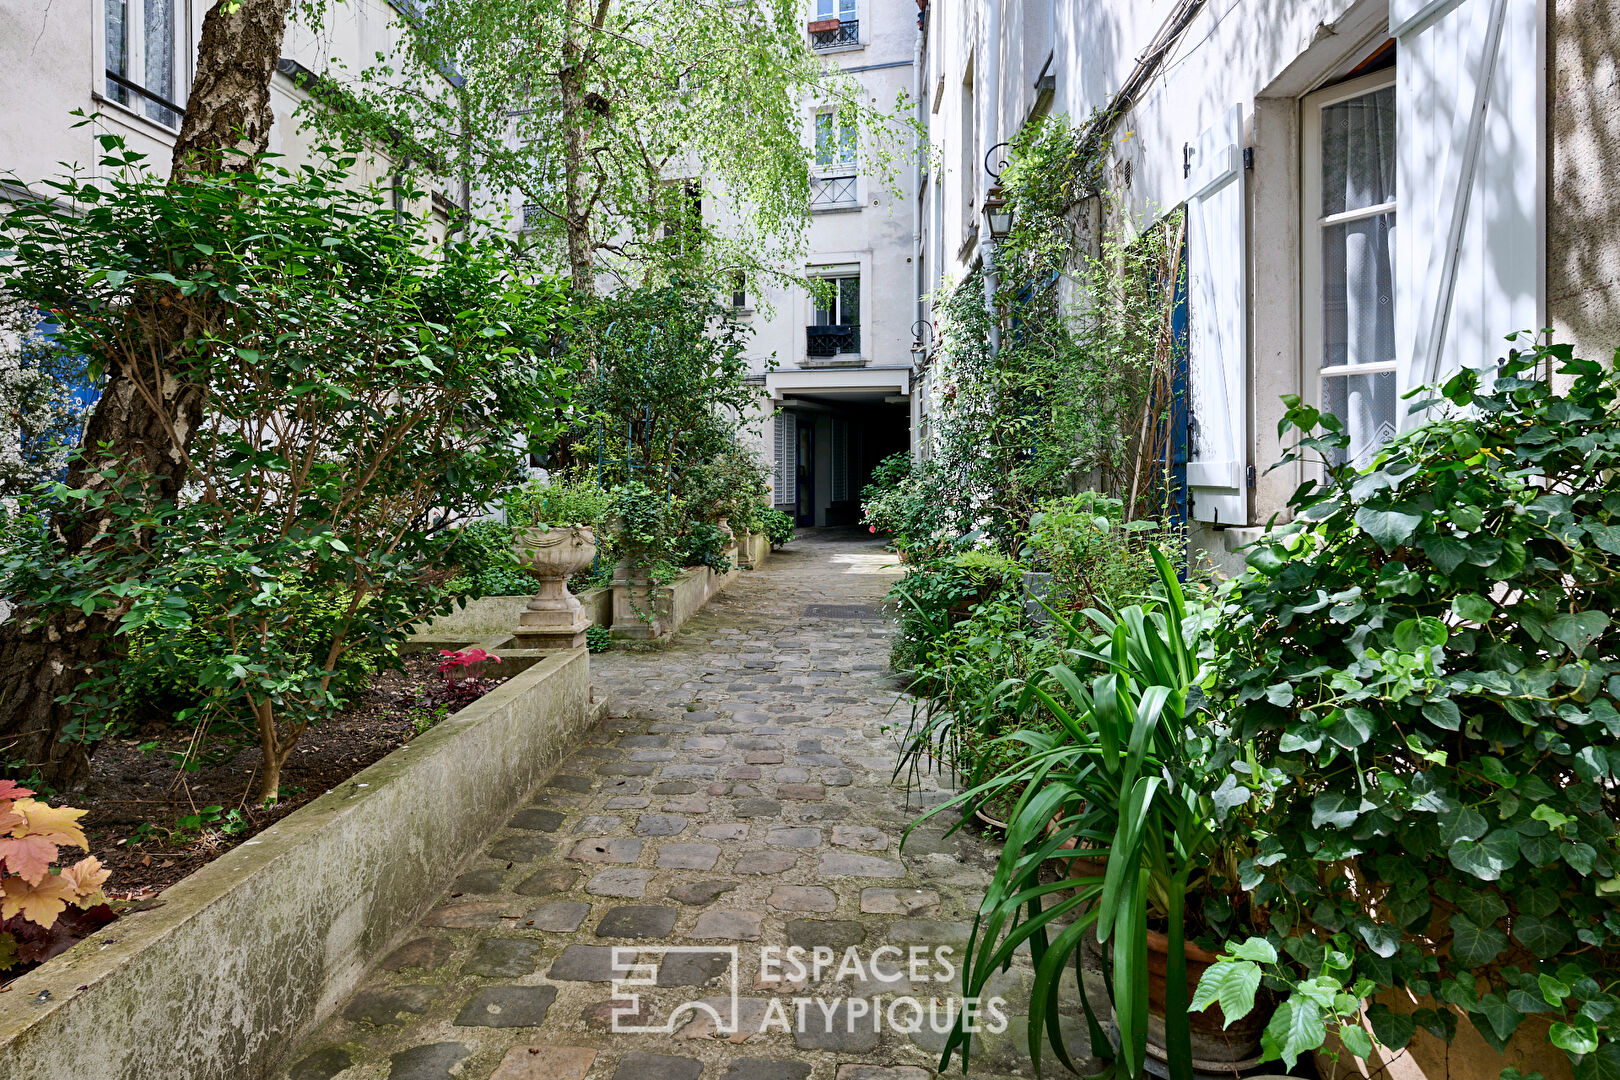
[747,0,922,528]
[915,0,1619,572]
[0,1,458,228]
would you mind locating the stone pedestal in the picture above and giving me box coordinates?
[610,576,665,640]
[511,525,597,650]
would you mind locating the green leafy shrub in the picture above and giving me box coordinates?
[506,471,612,529]
[1029,492,1182,612]
[760,507,795,547]
[678,444,770,532]
[861,456,951,558]
[1212,340,1620,1071]
[585,625,613,653]
[888,550,1023,678]
[675,520,732,574]
[0,148,578,801]
[442,520,536,598]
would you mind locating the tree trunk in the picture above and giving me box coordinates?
[0,0,292,787]
[559,0,594,295]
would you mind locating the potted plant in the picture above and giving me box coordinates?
[908,550,1270,1077]
[506,474,611,649]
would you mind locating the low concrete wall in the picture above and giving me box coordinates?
[611,564,738,641]
[0,649,593,1080]
[411,587,611,643]
[738,531,770,570]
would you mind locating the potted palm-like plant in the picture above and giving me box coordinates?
[907,550,1267,1078]
[506,474,611,650]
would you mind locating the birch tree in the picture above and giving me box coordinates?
[0,0,297,786]
[311,0,909,294]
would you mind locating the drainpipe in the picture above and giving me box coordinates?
[913,5,927,455]
[981,0,1001,354]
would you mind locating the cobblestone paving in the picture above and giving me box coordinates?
[281,531,1093,1080]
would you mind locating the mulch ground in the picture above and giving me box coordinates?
[74,652,508,900]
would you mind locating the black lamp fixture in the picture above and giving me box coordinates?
[982,185,1013,240]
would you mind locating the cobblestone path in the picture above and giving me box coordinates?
[281,531,1092,1080]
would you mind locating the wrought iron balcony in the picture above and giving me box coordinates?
[810,174,858,209]
[806,324,860,358]
[810,19,859,50]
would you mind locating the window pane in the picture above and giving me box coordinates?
[814,113,834,166]
[1321,211,1395,370]
[106,0,130,104]
[838,276,859,325]
[1321,85,1395,216]
[838,120,856,163]
[838,0,856,18]
[816,0,835,19]
[144,0,178,125]
[1323,370,1396,470]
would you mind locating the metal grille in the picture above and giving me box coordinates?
[806,325,860,358]
[810,19,859,49]
[811,174,858,209]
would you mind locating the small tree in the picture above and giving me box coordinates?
[1,154,577,799]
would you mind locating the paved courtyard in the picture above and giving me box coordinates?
[280,531,1093,1080]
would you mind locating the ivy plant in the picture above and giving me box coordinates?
[1215,340,1620,1076]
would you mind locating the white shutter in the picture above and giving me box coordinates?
[1394,0,1539,423]
[1183,104,1247,526]
[773,412,797,507]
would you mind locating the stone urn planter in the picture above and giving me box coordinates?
[511,525,597,650]
[716,517,738,566]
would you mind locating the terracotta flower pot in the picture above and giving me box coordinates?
[1141,928,1272,1067]
[511,525,597,650]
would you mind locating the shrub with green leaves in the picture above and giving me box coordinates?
[760,507,795,547]
[506,471,612,530]
[442,520,537,598]
[1029,491,1183,613]
[1214,340,1620,1072]
[0,150,577,802]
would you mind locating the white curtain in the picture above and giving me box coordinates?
[1322,86,1397,468]
[144,0,177,125]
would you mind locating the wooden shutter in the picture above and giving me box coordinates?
[1394,0,1539,422]
[773,412,797,507]
[1183,104,1247,526]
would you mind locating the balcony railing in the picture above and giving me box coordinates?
[810,19,859,50]
[806,324,860,358]
[810,174,858,209]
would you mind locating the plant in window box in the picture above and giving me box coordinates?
[506,473,612,649]
[909,551,1272,1078]
[1206,340,1620,1076]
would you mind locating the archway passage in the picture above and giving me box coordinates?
[776,392,910,529]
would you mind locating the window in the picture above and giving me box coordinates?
[814,111,857,169]
[806,272,860,358]
[105,0,185,129]
[1303,71,1397,472]
[730,272,749,311]
[810,0,858,50]
[657,180,702,253]
[813,274,859,327]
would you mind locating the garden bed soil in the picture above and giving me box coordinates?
[73,653,508,900]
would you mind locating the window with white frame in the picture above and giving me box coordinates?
[806,271,860,358]
[814,0,856,19]
[104,0,186,129]
[1303,70,1397,471]
[814,111,857,169]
